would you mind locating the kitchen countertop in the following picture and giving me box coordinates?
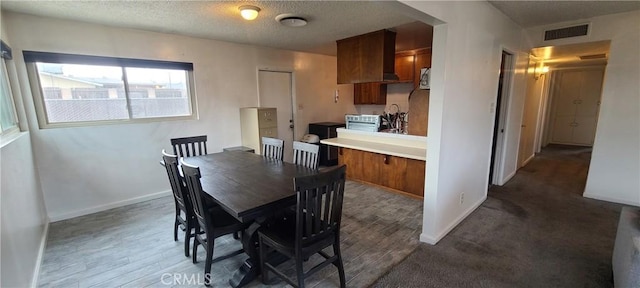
[321,128,426,161]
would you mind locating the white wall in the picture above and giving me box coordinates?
[1,134,49,288]
[3,12,356,221]
[525,10,640,206]
[396,1,528,243]
[1,13,49,287]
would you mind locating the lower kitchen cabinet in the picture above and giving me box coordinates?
[338,147,425,197]
[405,158,426,196]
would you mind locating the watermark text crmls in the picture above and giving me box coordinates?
[161,273,211,286]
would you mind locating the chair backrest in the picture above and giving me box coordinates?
[180,159,209,230]
[293,141,320,170]
[162,150,191,212]
[171,135,208,158]
[261,137,284,161]
[294,165,347,249]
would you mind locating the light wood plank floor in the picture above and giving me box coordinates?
[38,181,422,288]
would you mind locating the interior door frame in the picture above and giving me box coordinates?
[256,67,296,142]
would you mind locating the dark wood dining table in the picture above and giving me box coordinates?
[182,151,319,287]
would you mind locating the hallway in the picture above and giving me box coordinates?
[373,145,622,287]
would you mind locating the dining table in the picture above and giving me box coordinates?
[182,150,319,288]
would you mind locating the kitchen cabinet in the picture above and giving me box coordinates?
[353,82,387,105]
[240,107,277,155]
[337,30,397,84]
[338,147,425,197]
[405,158,426,196]
[395,54,415,82]
[379,154,407,191]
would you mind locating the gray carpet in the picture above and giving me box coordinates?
[372,145,622,288]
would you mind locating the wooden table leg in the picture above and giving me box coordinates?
[229,222,260,288]
[228,216,291,288]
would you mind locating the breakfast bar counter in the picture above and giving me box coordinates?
[320,128,427,161]
[321,128,427,198]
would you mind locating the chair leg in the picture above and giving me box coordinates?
[204,239,214,287]
[192,238,199,264]
[173,217,179,241]
[184,220,192,257]
[334,242,346,288]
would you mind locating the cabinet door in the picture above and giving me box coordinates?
[379,154,407,191]
[405,159,425,197]
[339,147,362,180]
[395,54,414,82]
[338,148,379,183]
[354,83,387,104]
[360,150,381,185]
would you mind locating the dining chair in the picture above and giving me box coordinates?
[292,141,320,170]
[258,165,347,288]
[180,158,247,286]
[261,137,284,161]
[161,150,197,258]
[171,135,208,158]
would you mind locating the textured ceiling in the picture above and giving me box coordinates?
[0,0,426,56]
[2,1,637,57]
[488,1,640,28]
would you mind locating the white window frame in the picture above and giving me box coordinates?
[24,51,197,129]
[0,41,19,137]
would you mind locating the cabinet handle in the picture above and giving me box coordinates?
[339,147,343,156]
[384,155,389,165]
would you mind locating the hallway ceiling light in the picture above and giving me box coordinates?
[239,5,260,21]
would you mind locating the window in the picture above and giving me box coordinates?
[24,51,195,127]
[1,40,19,135]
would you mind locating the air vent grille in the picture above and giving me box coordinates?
[544,24,589,41]
[579,54,607,60]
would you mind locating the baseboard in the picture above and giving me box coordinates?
[31,221,49,288]
[521,154,535,167]
[419,195,487,245]
[499,170,516,186]
[583,192,640,207]
[48,190,172,222]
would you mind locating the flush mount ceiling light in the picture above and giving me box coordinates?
[239,5,260,20]
[275,14,308,27]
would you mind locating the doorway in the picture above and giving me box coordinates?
[517,40,610,196]
[258,70,295,162]
[489,51,513,186]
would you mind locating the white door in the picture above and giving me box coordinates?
[258,70,294,162]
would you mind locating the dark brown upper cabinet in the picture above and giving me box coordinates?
[337,30,397,84]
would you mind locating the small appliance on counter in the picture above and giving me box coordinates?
[309,122,345,166]
[345,114,381,132]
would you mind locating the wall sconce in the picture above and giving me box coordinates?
[535,66,549,80]
[239,5,260,20]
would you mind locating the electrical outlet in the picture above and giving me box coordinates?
[460,193,465,205]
